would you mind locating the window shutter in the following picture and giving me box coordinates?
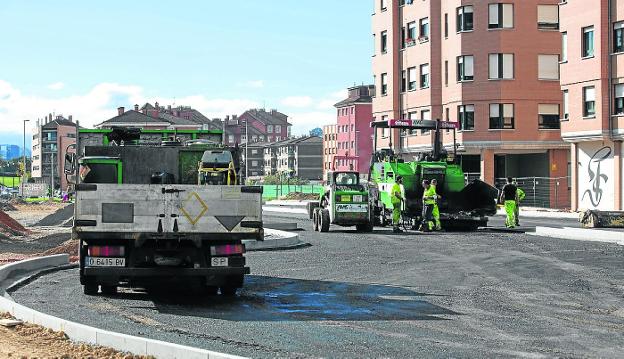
[422,64,429,76]
[562,32,568,61]
[503,4,514,28]
[408,67,416,82]
[563,91,569,114]
[539,104,559,115]
[615,84,624,98]
[615,22,624,30]
[464,6,473,14]
[489,54,499,79]
[465,56,474,77]
[466,105,475,113]
[422,110,431,120]
[490,104,500,117]
[503,104,514,117]
[537,5,558,24]
[489,4,499,26]
[538,55,560,80]
[503,54,514,78]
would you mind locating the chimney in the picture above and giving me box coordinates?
[155,102,159,110]
[167,105,171,111]
[149,109,159,118]
[118,106,125,116]
[49,113,52,123]
[68,115,73,122]
[134,104,139,111]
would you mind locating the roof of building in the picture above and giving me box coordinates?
[97,110,169,127]
[41,117,78,129]
[158,112,199,126]
[268,136,322,147]
[334,85,374,108]
[243,109,291,126]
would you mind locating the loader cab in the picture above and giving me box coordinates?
[198,150,237,185]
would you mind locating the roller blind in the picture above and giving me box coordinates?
[615,84,624,97]
[584,87,595,101]
[490,104,500,117]
[503,54,514,79]
[465,56,474,77]
[563,91,569,115]
[465,104,475,112]
[421,64,429,75]
[464,6,473,14]
[422,110,431,120]
[408,67,416,82]
[503,104,514,117]
[537,5,558,24]
[539,104,559,115]
[489,4,499,25]
[489,54,499,79]
[538,55,560,80]
[502,4,514,28]
[615,22,624,30]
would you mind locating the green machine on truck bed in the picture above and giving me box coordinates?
[66,127,263,296]
[369,119,498,231]
[307,171,374,232]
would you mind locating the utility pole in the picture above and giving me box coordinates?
[50,151,54,198]
[22,119,29,197]
[245,119,249,182]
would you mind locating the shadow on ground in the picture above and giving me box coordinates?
[117,275,458,322]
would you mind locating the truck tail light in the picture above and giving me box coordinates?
[211,244,245,256]
[88,246,125,257]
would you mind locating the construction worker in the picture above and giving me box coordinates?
[391,176,405,233]
[420,180,436,232]
[500,177,518,228]
[431,179,442,231]
[515,183,526,226]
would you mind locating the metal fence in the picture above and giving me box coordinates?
[262,184,322,200]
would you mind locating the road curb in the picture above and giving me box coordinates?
[529,226,624,246]
[244,228,307,251]
[0,256,247,359]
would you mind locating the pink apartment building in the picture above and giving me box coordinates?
[322,124,337,180]
[560,0,624,211]
[31,115,77,193]
[372,0,570,207]
[332,85,375,176]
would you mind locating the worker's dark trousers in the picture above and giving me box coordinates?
[421,204,434,231]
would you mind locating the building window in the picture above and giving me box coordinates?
[538,55,560,80]
[381,73,388,95]
[228,134,234,143]
[488,3,514,29]
[420,110,431,134]
[537,5,559,30]
[351,107,354,115]
[406,21,416,45]
[489,53,514,79]
[457,6,474,32]
[381,0,387,11]
[563,90,569,120]
[582,26,594,58]
[407,67,417,90]
[444,60,449,86]
[583,86,596,117]
[267,125,273,133]
[614,22,624,53]
[408,112,418,135]
[444,13,448,38]
[457,55,474,81]
[401,70,407,92]
[372,33,376,54]
[538,104,561,129]
[351,141,355,148]
[381,115,389,137]
[615,84,624,114]
[489,104,515,129]
[561,32,568,62]
[420,64,430,88]
[276,125,281,133]
[381,31,388,53]
[458,105,475,131]
[251,160,259,167]
[419,17,429,40]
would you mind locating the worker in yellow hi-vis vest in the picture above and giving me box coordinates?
[391,176,405,233]
[431,179,442,231]
[515,183,526,227]
[420,180,436,232]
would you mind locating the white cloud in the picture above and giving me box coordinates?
[288,111,336,135]
[280,96,314,108]
[243,80,264,88]
[47,82,65,90]
[0,80,259,134]
[316,89,347,110]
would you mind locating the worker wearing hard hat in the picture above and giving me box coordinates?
[391,176,405,233]
[431,179,442,231]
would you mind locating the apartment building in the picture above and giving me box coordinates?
[263,136,323,180]
[372,0,569,198]
[224,109,292,146]
[31,114,77,192]
[241,142,267,179]
[560,0,624,211]
[322,124,337,180]
[333,85,375,177]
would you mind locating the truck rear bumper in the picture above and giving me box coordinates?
[83,266,250,277]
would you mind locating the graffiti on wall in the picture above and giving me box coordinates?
[581,146,612,207]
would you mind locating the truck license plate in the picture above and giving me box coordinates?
[85,257,125,267]
[211,257,228,267]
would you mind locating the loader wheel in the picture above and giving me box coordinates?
[320,209,330,232]
[101,285,117,296]
[307,202,320,219]
[220,286,237,296]
[83,282,98,296]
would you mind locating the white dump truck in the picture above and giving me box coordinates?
[66,128,263,296]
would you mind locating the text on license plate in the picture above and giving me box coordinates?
[211,257,229,267]
[85,257,125,267]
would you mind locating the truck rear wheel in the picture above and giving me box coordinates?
[220,286,237,296]
[312,208,320,231]
[320,209,330,232]
[101,285,117,296]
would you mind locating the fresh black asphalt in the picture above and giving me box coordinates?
[10,212,624,358]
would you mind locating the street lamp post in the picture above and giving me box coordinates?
[245,119,248,183]
[22,119,30,197]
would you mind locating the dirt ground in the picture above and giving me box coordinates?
[0,312,152,359]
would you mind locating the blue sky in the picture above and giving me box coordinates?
[0,0,373,145]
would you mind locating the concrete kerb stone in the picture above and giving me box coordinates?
[0,255,248,359]
[529,226,624,246]
[244,228,306,251]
